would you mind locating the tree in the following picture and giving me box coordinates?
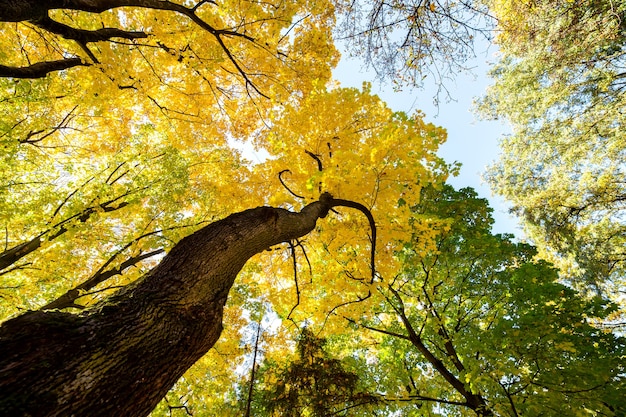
[479,0,626,317]
[0,192,385,416]
[0,83,449,414]
[254,328,378,416]
[0,6,451,409]
[0,0,340,323]
[343,185,626,416]
[336,0,495,100]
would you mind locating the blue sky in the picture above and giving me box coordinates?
[333,50,522,236]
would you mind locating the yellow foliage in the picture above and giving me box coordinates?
[0,3,451,412]
[240,84,449,330]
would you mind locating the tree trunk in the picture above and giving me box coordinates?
[0,194,335,416]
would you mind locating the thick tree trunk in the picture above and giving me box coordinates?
[0,195,335,416]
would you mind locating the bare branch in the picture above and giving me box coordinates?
[244,321,262,417]
[20,105,79,145]
[0,197,130,272]
[39,218,211,310]
[344,315,411,341]
[0,0,267,95]
[32,15,148,44]
[40,248,164,310]
[322,289,372,330]
[0,262,34,277]
[286,240,301,322]
[378,393,468,407]
[305,149,323,171]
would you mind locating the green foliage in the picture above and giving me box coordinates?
[348,184,626,416]
[480,0,626,313]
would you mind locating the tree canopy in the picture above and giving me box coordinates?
[479,0,626,319]
[337,0,494,100]
[1,0,626,415]
[343,185,625,416]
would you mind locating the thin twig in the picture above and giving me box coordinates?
[287,240,301,321]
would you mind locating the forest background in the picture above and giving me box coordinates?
[0,1,625,416]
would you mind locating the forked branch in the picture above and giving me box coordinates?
[0,0,267,96]
[278,151,377,282]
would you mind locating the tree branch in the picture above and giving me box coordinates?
[0,59,86,78]
[0,193,340,416]
[330,198,377,283]
[0,0,264,93]
[278,169,305,199]
[32,15,148,44]
[305,149,323,171]
[386,285,492,415]
[41,249,164,311]
[0,198,129,272]
[344,316,411,341]
[19,105,79,145]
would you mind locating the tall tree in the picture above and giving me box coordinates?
[0,0,340,323]
[479,0,626,316]
[0,8,450,408]
[343,185,626,416]
[0,194,337,416]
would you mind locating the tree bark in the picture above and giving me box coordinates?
[0,194,335,417]
[0,0,186,21]
[0,59,86,78]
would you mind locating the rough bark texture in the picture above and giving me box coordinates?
[0,195,334,417]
